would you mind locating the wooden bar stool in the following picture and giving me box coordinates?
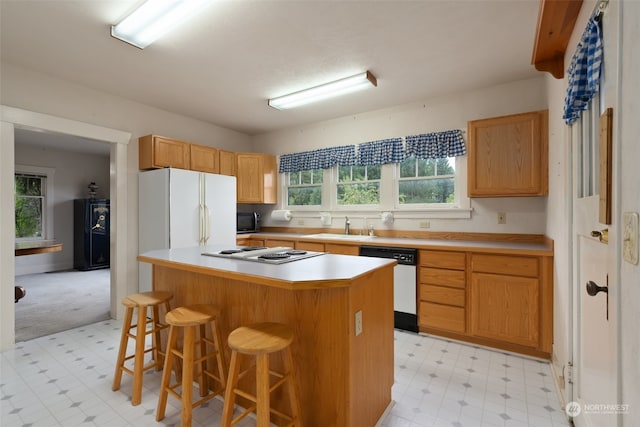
[112,291,173,406]
[156,304,227,427]
[221,322,302,427]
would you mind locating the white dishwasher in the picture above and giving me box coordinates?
[359,246,418,332]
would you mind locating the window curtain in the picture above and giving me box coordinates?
[405,129,466,159]
[357,138,404,166]
[563,16,603,125]
[278,145,356,173]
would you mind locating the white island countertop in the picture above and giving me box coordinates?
[138,245,396,290]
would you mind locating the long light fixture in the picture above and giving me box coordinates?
[268,71,377,110]
[111,0,213,49]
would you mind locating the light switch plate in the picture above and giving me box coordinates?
[623,212,639,265]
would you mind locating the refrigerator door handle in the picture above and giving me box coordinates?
[204,205,211,244]
[199,203,205,245]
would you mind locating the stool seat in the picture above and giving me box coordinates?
[222,322,301,427]
[227,322,294,355]
[112,291,173,406]
[165,304,221,326]
[122,291,172,308]
[157,304,227,427]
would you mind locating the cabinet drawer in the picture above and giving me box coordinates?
[325,243,359,256]
[471,254,539,277]
[419,302,465,333]
[420,250,466,269]
[237,238,264,247]
[419,267,466,288]
[296,241,325,252]
[264,239,295,248]
[420,284,465,307]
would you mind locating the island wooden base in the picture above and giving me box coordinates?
[151,263,394,427]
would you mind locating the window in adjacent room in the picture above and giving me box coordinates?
[286,169,323,206]
[336,164,381,206]
[398,156,456,205]
[15,165,55,241]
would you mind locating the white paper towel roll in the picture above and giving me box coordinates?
[271,210,292,221]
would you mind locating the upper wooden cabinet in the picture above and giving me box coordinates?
[236,152,277,204]
[190,143,219,173]
[139,135,190,170]
[467,110,548,197]
[218,150,237,176]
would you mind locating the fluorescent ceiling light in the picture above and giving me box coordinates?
[111,0,213,49]
[268,71,377,110]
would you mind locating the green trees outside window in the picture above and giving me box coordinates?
[398,157,455,204]
[337,165,380,205]
[15,174,45,239]
[287,169,323,206]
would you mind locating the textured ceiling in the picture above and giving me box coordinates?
[1,0,541,140]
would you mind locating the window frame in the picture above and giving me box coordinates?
[15,164,55,242]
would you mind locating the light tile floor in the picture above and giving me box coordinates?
[1,320,571,427]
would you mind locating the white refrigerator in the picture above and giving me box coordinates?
[138,168,236,291]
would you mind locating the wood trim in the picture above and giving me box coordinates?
[531,0,584,79]
[599,108,613,224]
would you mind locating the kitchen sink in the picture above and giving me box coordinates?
[302,233,374,241]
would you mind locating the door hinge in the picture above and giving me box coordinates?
[567,361,574,385]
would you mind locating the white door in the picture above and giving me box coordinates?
[204,173,236,247]
[169,168,201,248]
[570,103,619,426]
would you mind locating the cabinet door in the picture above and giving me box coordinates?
[467,110,548,197]
[139,135,190,170]
[190,144,219,173]
[219,150,237,176]
[470,272,540,348]
[236,153,277,204]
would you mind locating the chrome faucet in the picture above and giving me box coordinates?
[344,216,350,235]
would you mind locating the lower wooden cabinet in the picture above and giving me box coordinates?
[296,241,325,252]
[264,239,295,248]
[325,243,359,255]
[419,249,553,359]
[236,238,264,247]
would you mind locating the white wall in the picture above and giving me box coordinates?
[253,77,549,234]
[14,144,110,275]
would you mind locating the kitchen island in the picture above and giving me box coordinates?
[138,246,397,427]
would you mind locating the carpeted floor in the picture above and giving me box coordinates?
[14,269,111,342]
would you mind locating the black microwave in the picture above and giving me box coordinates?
[236,212,260,234]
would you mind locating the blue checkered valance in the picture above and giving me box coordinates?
[357,138,404,166]
[563,17,603,125]
[278,145,356,173]
[405,130,466,159]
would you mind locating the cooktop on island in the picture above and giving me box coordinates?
[202,246,325,264]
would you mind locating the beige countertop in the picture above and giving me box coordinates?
[242,232,554,256]
[138,245,396,290]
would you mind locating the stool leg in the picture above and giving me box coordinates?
[284,347,302,427]
[256,353,270,427]
[221,351,241,427]
[156,324,177,421]
[112,306,134,391]
[212,319,227,392]
[131,304,148,406]
[181,326,195,427]
[197,323,208,396]
[151,304,163,370]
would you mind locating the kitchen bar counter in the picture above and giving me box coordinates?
[138,246,396,427]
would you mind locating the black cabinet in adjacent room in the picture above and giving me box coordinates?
[74,198,110,270]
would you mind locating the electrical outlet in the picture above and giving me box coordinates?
[355,310,363,336]
[419,220,430,229]
[497,212,507,224]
